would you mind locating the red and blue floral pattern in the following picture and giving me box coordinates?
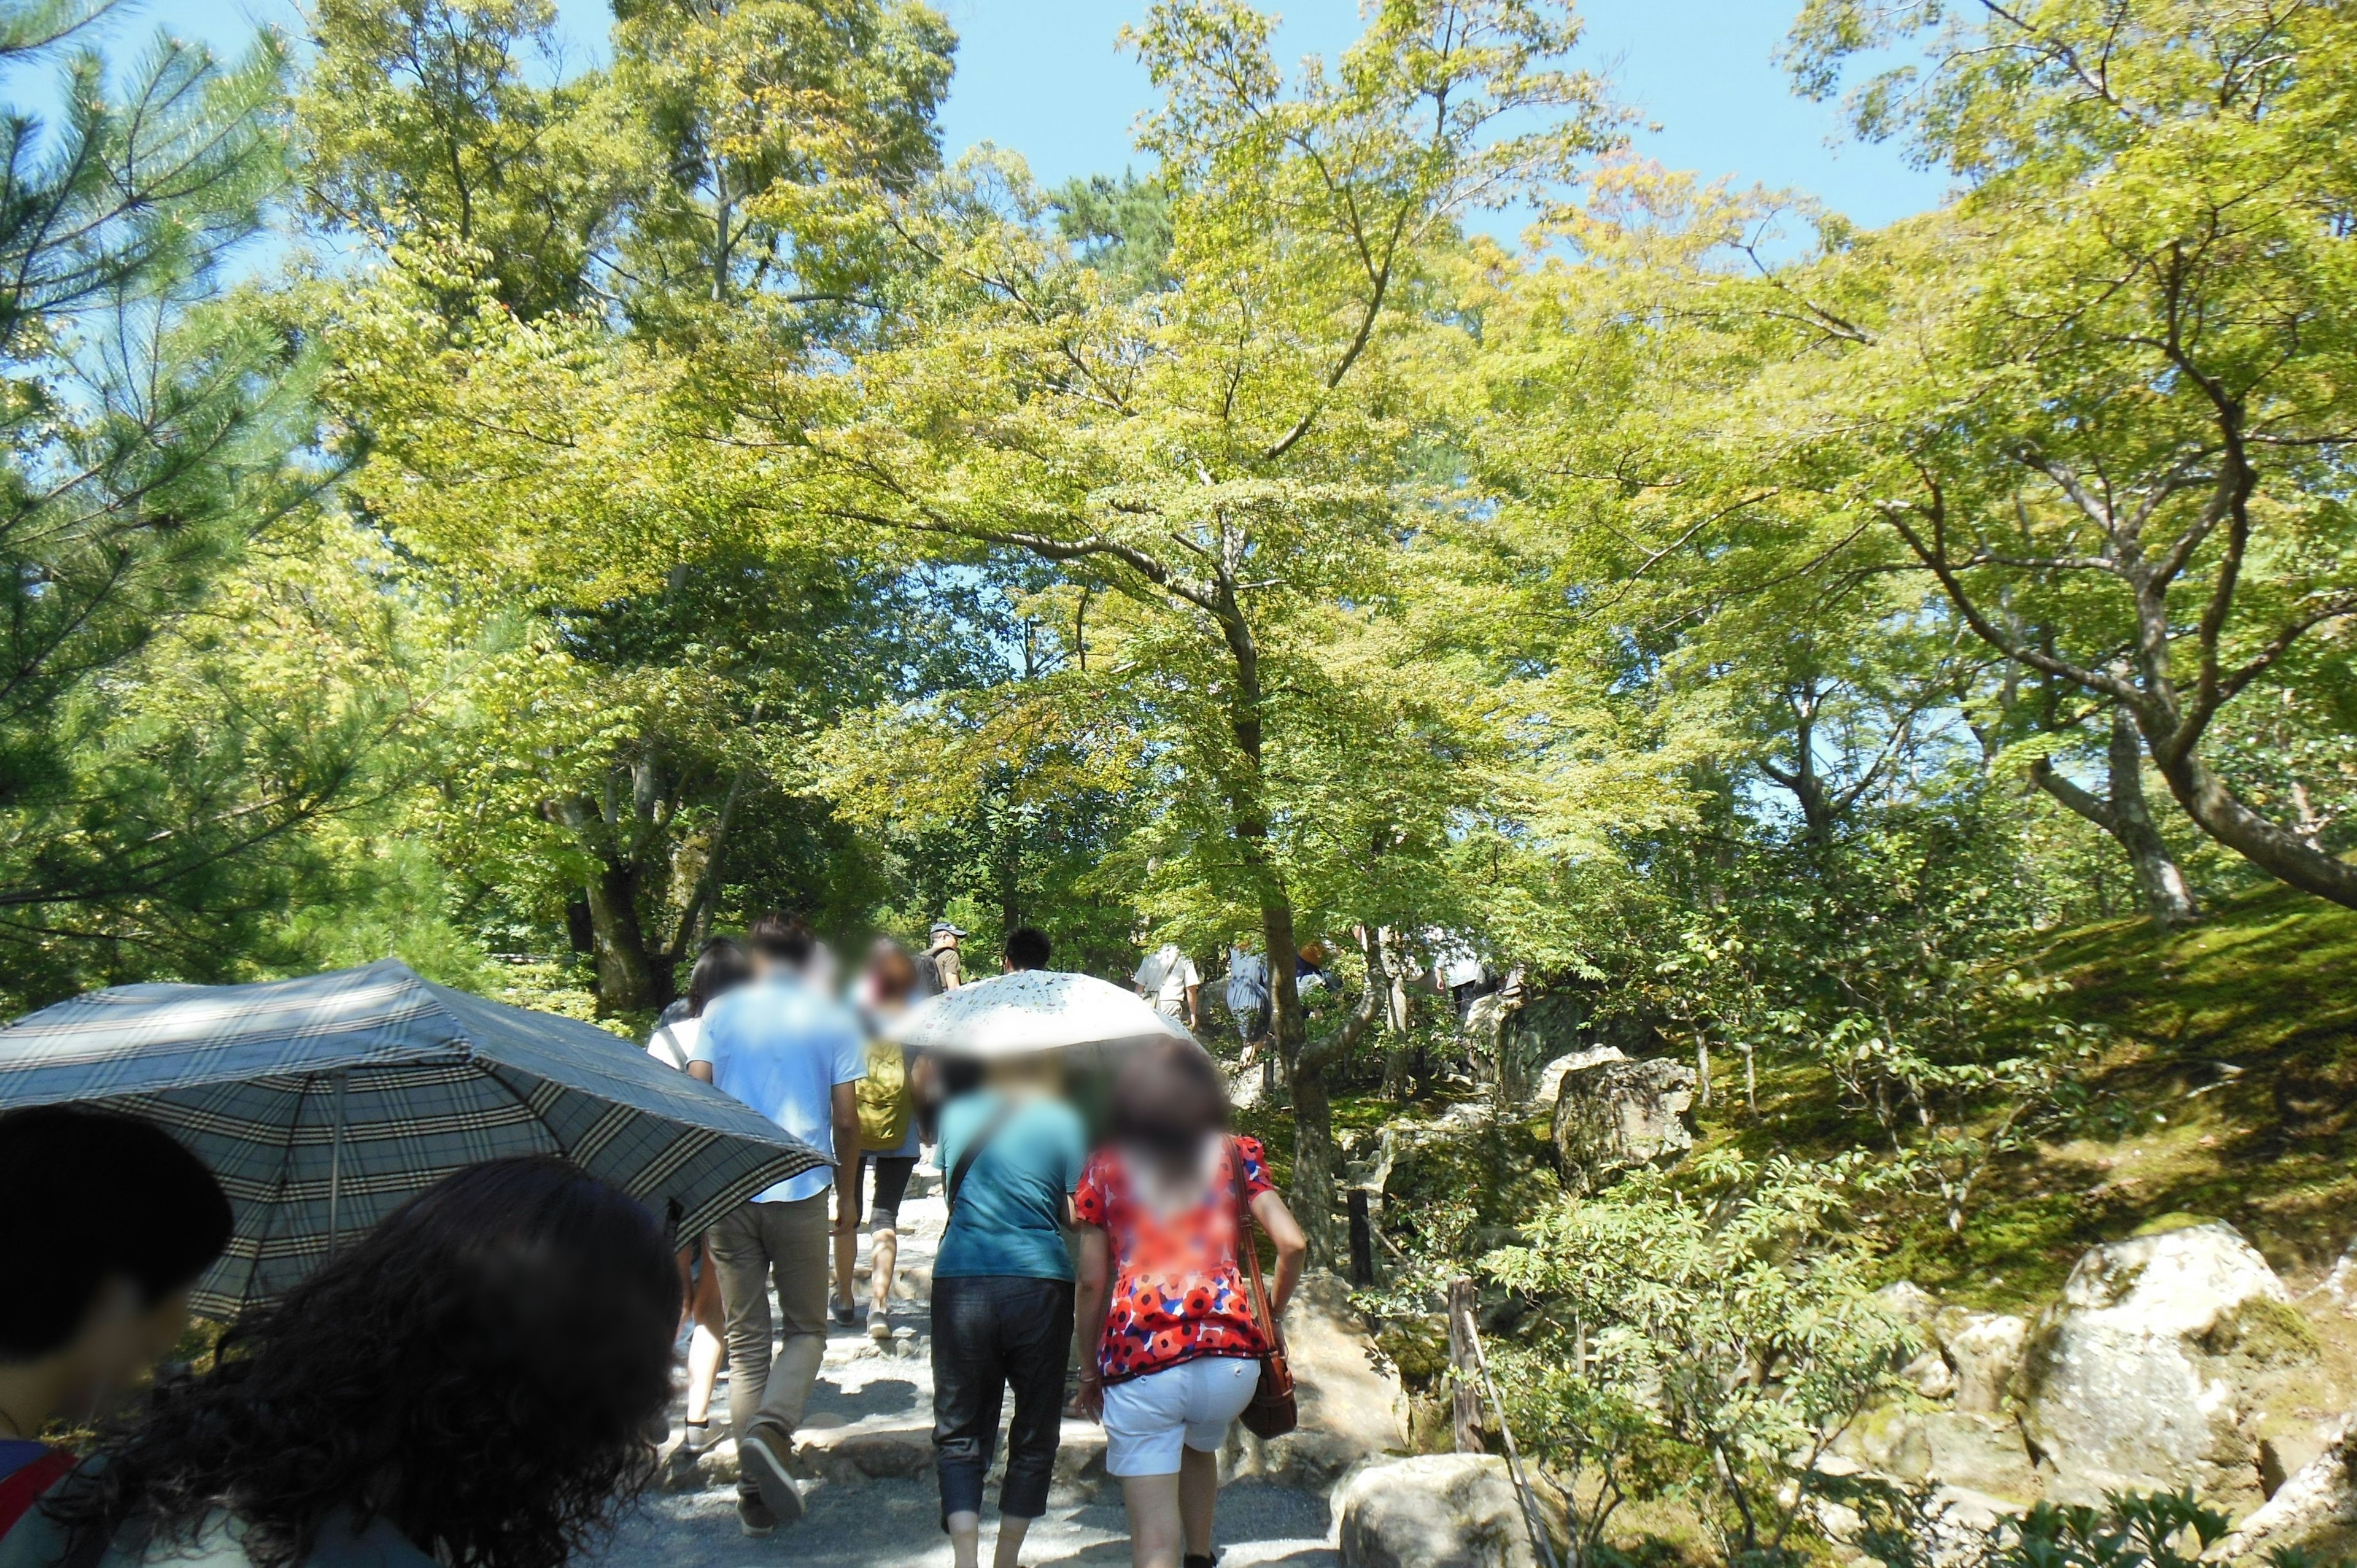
[1074,1135,1275,1385]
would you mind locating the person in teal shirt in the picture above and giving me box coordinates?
[929,1054,1087,1568]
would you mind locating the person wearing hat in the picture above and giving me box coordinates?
[919,922,966,997]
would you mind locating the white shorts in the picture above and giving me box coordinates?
[1101,1354,1260,1477]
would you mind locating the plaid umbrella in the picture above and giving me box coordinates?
[0,957,827,1318]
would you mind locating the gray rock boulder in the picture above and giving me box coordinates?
[1533,1046,1626,1108]
[1223,1273,1404,1493]
[2213,1416,2357,1564]
[1836,1408,2041,1504]
[2018,1220,2315,1507]
[1551,1056,1695,1194]
[1936,1308,2029,1416]
[1336,1454,1565,1568]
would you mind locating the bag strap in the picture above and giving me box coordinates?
[947,1097,1020,1212]
[1228,1137,1283,1354]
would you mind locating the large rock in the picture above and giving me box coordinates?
[2213,1417,2357,1564]
[1937,1308,2030,1416]
[1550,1056,1695,1194]
[1836,1408,2041,1504]
[2018,1220,2316,1507]
[1336,1454,1565,1568]
[1223,1273,1404,1493]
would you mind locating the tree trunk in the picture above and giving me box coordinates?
[1374,925,1412,1103]
[584,858,668,1013]
[2031,707,2200,930]
[2147,737,2357,908]
[1216,585,1344,1260]
[551,794,674,1015]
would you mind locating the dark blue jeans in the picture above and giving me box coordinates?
[931,1273,1074,1526]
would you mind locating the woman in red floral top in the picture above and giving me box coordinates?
[1072,1041,1306,1568]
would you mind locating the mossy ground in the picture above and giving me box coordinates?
[1684,881,2357,1310]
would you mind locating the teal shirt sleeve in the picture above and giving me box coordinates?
[1053,1103,1086,1193]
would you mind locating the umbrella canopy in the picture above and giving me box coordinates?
[886,969,1194,1058]
[0,957,827,1317]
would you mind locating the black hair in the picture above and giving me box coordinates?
[0,1108,232,1361]
[747,911,813,967]
[1107,1039,1229,1183]
[1004,927,1051,971]
[686,938,751,1016]
[938,1056,985,1099]
[44,1156,680,1568]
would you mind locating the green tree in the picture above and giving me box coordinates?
[300,0,623,319]
[0,7,417,1005]
[1779,0,2357,908]
[761,0,1618,1249]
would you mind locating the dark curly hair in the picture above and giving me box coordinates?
[44,1157,681,1568]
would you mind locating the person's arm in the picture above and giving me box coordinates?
[689,1060,714,1084]
[1184,979,1201,1030]
[1072,1226,1111,1420]
[830,1079,861,1235]
[1249,1189,1309,1319]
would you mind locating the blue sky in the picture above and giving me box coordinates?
[137,0,1948,231]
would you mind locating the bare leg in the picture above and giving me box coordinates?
[993,1515,1033,1568]
[1122,1475,1185,1568]
[1179,1446,1218,1558]
[946,1510,982,1568]
[870,1224,900,1312]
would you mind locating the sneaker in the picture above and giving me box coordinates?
[737,1496,777,1538]
[830,1300,857,1327]
[738,1424,806,1526]
[681,1419,714,1455]
[867,1307,891,1342]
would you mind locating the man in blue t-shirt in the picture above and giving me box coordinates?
[689,913,865,1537]
[929,1057,1088,1568]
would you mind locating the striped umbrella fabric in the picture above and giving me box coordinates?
[0,957,827,1318]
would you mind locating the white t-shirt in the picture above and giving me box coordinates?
[1133,944,1200,1017]
[647,1014,700,1072]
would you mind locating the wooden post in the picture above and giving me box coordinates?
[1347,1190,1374,1286]
[1447,1276,1484,1453]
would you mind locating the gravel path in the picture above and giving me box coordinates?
[589,1477,1336,1568]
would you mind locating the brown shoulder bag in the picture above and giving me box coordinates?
[1229,1137,1298,1439]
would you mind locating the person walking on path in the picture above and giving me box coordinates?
[2,1157,678,1568]
[1002,925,1051,973]
[644,938,751,1455]
[918,922,966,995]
[929,1054,1088,1568]
[689,914,865,1537]
[1132,942,1201,1033]
[1072,1041,1307,1568]
[838,940,927,1342]
[0,1110,232,1542]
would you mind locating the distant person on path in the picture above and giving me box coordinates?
[918,922,966,995]
[840,940,927,1342]
[1223,946,1269,1064]
[0,1110,231,1542]
[1002,926,1051,972]
[644,938,751,1455]
[929,1054,1088,1568]
[1133,942,1201,1032]
[4,1157,676,1568]
[1074,1042,1307,1568]
[691,913,865,1536]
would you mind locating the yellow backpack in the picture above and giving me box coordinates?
[856,1039,911,1151]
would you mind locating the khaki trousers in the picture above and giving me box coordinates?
[711,1192,832,1489]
